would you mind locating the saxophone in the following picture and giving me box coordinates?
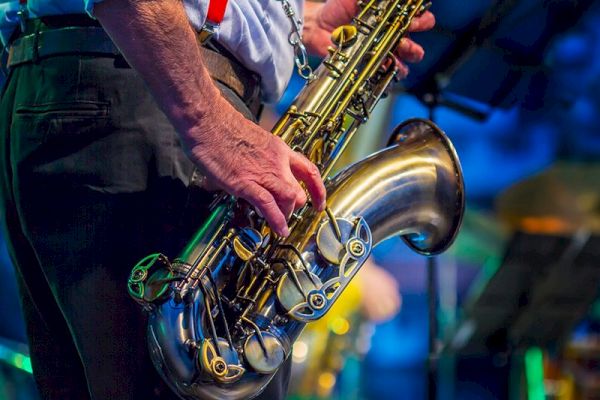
[127,1,464,399]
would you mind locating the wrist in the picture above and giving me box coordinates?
[176,91,263,172]
[164,77,226,142]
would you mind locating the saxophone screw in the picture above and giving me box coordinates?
[348,239,366,258]
[131,269,147,282]
[212,358,228,377]
[308,291,326,310]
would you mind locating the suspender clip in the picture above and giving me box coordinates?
[198,22,218,45]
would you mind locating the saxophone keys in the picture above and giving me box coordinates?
[127,253,173,306]
[331,25,359,48]
[232,228,263,261]
[316,217,357,265]
[243,331,286,374]
[420,2,433,14]
[276,270,327,321]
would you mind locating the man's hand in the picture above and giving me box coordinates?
[95,0,325,237]
[303,0,435,77]
[183,98,326,237]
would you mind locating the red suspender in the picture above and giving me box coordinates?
[206,0,229,26]
[199,0,229,43]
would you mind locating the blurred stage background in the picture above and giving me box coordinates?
[2,0,600,399]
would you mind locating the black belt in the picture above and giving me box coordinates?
[7,22,262,114]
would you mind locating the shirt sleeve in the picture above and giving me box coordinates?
[84,0,104,17]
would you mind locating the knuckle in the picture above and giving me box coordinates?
[279,186,298,203]
[255,170,282,190]
[256,190,274,207]
[233,180,252,198]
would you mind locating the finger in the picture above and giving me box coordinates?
[240,183,290,236]
[293,184,308,211]
[408,11,435,32]
[282,173,308,212]
[395,38,425,63]
[274,186,297,223]
[395,60,410,79]
[289,151,327,211]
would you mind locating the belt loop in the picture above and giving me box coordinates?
[17,0,29,33]
[32,28,40,64]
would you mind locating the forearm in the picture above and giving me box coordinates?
[94,0,222,138]
[94,0,327,237]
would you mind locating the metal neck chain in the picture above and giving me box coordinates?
[277,0,314,80]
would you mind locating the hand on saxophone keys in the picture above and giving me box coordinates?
[393,11,435,77]
[184,100,326,238]
[191,1,436,239]
[303,0,435,79]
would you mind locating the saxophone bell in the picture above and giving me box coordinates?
[385,118,465,255]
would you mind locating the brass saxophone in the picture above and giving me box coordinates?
[127,1,464,399]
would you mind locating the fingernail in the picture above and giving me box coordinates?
[320,201,326,211]
[281,226,290,237]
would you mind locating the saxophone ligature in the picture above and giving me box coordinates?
[127,1,465,399]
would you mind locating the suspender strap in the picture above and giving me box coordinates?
[198,0,229,44]
[206,0,228,26]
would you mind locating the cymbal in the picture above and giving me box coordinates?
[496,162,600,235]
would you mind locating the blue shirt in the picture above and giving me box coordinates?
[0,0,303,101]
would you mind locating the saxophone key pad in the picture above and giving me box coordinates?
[316,217,357,265]
[276,270,324,321]
[243,331,285,374]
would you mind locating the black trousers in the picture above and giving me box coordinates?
[0,48,290,399]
